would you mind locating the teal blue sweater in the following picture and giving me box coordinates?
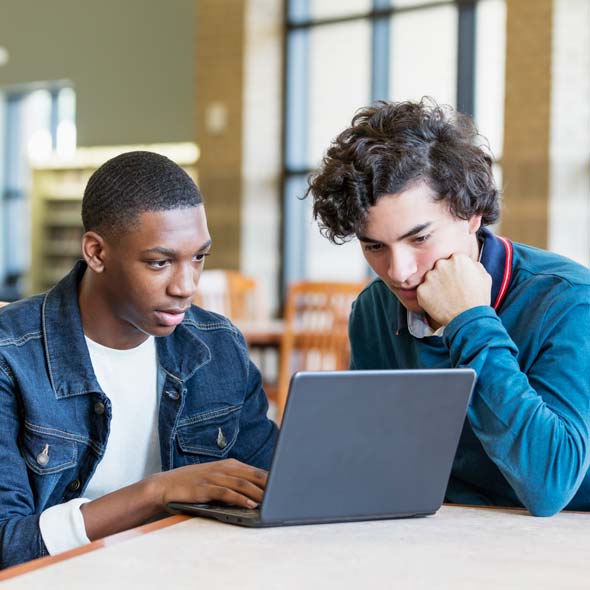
[349,229,590,516]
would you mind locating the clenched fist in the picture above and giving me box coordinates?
[417,253,492,327]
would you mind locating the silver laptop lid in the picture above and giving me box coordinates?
[261,369,475,523]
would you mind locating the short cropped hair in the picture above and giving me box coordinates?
[306,98,500,244]
[82,151,202,239]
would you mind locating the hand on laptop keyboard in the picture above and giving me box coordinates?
[153,458,268,510]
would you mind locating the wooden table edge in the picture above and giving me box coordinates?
[0,514,191,582]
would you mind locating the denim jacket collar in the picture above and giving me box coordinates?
[43,261,211,399]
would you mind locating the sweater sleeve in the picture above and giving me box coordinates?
[443,290,590,516]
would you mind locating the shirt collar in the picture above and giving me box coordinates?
[480,227,514,311]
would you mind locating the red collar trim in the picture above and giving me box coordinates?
[493,236,513,310]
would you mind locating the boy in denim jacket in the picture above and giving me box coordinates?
[0,151,278,568]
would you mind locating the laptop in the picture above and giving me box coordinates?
[168,368,475,527]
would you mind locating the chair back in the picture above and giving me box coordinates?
[193,270,258,321]
[276,280,366,419]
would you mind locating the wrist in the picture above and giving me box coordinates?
[142,473,167,511]
[443,302,487,326]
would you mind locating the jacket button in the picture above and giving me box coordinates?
[166,389,180,400]
[36,444,50,466]
[68,479,81,492]
[216,427,227,449]
[94,401,105,415]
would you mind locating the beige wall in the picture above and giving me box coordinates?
[502,0,589,262]
[501,0,553,248]
[196,0,283,313]
[549,0,590,266]
[0,0,195,146]
[195,0,246,270]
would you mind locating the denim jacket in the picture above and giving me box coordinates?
[0,262,278,568]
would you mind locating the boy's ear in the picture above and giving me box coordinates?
[468,214,482,234]
[82,231,107,273]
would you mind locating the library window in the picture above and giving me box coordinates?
[0,85,76,299]
[283,0,506,287]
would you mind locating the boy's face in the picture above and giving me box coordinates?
[358,182,481,314]
[100,205,211,340]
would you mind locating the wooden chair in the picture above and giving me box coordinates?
[193,271,280,404]
[193,270,258,321]
[275,280,367,421]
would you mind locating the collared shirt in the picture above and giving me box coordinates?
[407,312,445,338]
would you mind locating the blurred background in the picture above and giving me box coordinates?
[0,0,588,307]
[1,0,588,416]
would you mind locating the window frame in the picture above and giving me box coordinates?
[282,0,488,293]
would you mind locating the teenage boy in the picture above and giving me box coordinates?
[0,151,278,568]
[306,99,590,516]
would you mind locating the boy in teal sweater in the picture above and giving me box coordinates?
[306,99,590,515]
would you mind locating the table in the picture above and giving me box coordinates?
[2,505,589,589]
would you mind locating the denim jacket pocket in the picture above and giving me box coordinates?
[176,405,242,461]
[21,425,78,476]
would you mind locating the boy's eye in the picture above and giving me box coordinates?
[363,243,383,253]
[147,260,169,269]
[194,252,210,263]
[413,234,431,244]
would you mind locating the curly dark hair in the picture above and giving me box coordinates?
[306,98,500,244]
[82,151,202,239]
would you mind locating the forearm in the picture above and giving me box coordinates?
[82,457,268,541]
[81,475,163,541]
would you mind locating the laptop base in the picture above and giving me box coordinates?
[167,501,434,528]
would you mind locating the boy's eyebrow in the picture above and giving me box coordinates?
[356,235,381,244]
[142,240,212,257]
[357,222,432,244]
[398,222,432,240]
[198,240,213,252]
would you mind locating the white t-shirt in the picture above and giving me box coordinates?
[39,335,160,555]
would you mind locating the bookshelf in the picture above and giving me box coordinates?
[29,143,199,295]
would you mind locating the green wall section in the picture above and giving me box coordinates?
[0,0,195,146]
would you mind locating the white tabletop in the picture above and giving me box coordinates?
[6,505,590,589]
